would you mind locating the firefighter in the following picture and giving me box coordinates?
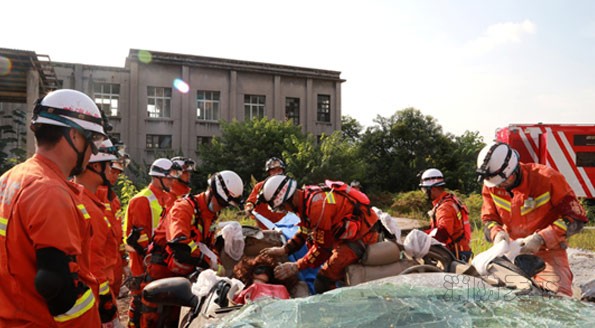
[419,168,472,262]
[260,175,379,294]
[169,156,196,198]
[244,157,287,229]
[0,89,105,326]
[98,151,131,299]
[123,158,178,327]
[141,170,244,327]
[476,142,587,296]
[73,139,121,326]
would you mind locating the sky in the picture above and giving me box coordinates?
[2,0,594,142]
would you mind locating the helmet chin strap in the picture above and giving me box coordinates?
[63,129,89,177]
[424,187,433,202]
[158,177,170,192]
[87,162,112,189]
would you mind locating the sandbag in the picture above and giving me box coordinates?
[243,229,284,257]
[346,260,417,286]
[361,240,401,266]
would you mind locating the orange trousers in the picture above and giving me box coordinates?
[533,248,573,297]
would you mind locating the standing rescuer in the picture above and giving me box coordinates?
[476,142,587,296]
[74,139,121,326]
[419,168,472,262]
[123,158,178,327]
[169,156,196,199]
[0,89,106,327]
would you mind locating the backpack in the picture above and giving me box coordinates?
[432,193,471,243]
[303,180,377,229]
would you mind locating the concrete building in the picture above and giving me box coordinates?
[0,48,344,165]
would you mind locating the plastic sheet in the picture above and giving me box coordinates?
[472,240,522,276]
[218,221,245,261]
[207,273,595,328]
[403,229,443,259]
[373,206,402,242]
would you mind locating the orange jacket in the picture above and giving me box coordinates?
[246,181,286,228]
[164,193,217,251]
[170,179,191,199]
[96,186,125,295]
[428,191,471,253]
[81,188,114,298]
[0,154,100,327]
[288,189,378,270]
[124,183,174,276]
[481,163,587,249]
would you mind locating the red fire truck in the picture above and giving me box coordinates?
[496,124,595,202]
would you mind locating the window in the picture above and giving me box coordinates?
[146,134,172,149]
[196,136,212,150]
[94,83,120,116]
[317,94,331,122]
[285,97,300,124]
[197,91,220,121]
[147,87,171,118]
[244,95,265,120]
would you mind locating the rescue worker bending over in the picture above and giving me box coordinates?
[142,170,244,327]
[419,168,472,262]
[477,142,587,296]
[261,176,379,294]
[123,158,178,327]
[0,89,105,327]
[74,139,122,325]
[244,157,287,229]
[169,156,196,199]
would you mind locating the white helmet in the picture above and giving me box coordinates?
[476,142,519,187]
[89,139,118,163]
[419,168,446,188]
[171,156,196,172]
[261,175,297,210]
[208,170,243,207]
[32,89,107,152]
[264,157,286,173]
[149,158,180,178]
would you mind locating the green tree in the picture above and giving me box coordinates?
[447,131,486,194]
[301,131,364,184]
[358,108,453,193]
[341,115,362,144]
[198,117,307,193]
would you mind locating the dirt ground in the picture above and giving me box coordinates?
[117,290,130,326]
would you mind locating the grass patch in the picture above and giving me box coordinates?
[568,228,595,251]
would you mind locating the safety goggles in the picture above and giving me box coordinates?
[83,131,106,155]
[172,158,196,171]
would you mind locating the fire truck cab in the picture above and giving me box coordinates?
[496,124,595,203]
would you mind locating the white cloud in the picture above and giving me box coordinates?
[463,20,537,56]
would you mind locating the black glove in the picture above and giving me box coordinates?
[126,226,146,256]
[167,242,211,269]
[98,293,117,323]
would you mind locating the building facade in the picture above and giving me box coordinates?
[51,49,344,164]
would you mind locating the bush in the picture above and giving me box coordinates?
[390,190,429,221]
